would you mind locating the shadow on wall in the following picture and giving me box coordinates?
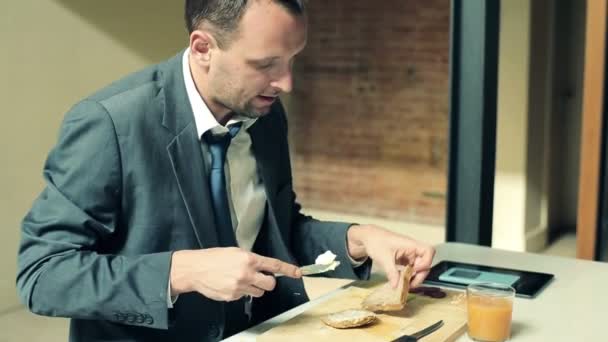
[54,0,187,62]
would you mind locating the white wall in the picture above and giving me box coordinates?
[0,0,184,312]
[493,0,533,251]
[493,0,585,252]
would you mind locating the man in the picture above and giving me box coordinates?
[16,0,435,341]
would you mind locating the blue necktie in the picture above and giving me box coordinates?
[204,123,242,247]
[205,123,253,330]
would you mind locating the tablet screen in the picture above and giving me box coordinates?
[423,260,554,298]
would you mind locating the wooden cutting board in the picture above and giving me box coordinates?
[258,282,467,342]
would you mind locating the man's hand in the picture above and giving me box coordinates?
[347,225,435,289]
[169,247,302,301]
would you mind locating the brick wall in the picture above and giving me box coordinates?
[288,0,450,225]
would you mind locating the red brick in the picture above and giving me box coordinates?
[290,0,450,225]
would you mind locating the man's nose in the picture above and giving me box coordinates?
[270,68,293,94]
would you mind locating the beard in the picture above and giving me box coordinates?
[239,100,273,118]
[213,94,274,119]
[208,71,276,119]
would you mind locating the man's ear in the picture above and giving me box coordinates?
[189,30,217,66]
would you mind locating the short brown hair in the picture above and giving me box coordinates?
[184,0,307,49]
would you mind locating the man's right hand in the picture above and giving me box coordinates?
[169,247,302,301]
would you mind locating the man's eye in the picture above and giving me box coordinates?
[256,62,274,70]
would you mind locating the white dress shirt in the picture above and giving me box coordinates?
[182,49,267,251]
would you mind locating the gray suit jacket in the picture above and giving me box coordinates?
[16,51,371,341]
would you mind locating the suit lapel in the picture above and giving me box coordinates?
[248,120,279,212]
[167,127,219,248]
[160,51,219,248]
[249,118,296,255]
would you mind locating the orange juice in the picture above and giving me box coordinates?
[467,295,513,341]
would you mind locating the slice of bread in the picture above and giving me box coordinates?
[361,265,413,312]
[321,309,377,329]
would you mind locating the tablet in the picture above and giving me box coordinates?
[423,260,554,298]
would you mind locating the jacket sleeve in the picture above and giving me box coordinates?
[16,100,172,330]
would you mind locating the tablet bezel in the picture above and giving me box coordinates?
[423,260,555,298]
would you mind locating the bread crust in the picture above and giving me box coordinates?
[321,309,378,329]
[361,265,414,312]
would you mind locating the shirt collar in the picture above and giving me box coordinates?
[182,48,256,139]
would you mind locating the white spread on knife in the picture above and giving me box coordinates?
[315,251,337,265]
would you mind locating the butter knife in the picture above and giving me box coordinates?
[392,320,444,342]
[275,261,341,277]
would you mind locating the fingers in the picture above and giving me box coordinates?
[185,248,297,302]
[378,250,400,288]
[254,254,302,278]
[251,271,277,292]
[244,285,265,298]
[387,267,401,289]
[195,278,269,301]
[410,244,436,287]
[236,271,277,299]
[386,242,435,288]
[396,249,417,267]
[410,271,429,288]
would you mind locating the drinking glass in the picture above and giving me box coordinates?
[466,282,515,342]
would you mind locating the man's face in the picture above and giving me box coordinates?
[207,1,307,118]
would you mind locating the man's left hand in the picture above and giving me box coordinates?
[346,224,435,289]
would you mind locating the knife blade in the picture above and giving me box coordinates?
[299,261,341,276]
[391,320,444,342]
[275,261,341,277]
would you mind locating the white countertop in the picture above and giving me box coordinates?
[225,242,608,341]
